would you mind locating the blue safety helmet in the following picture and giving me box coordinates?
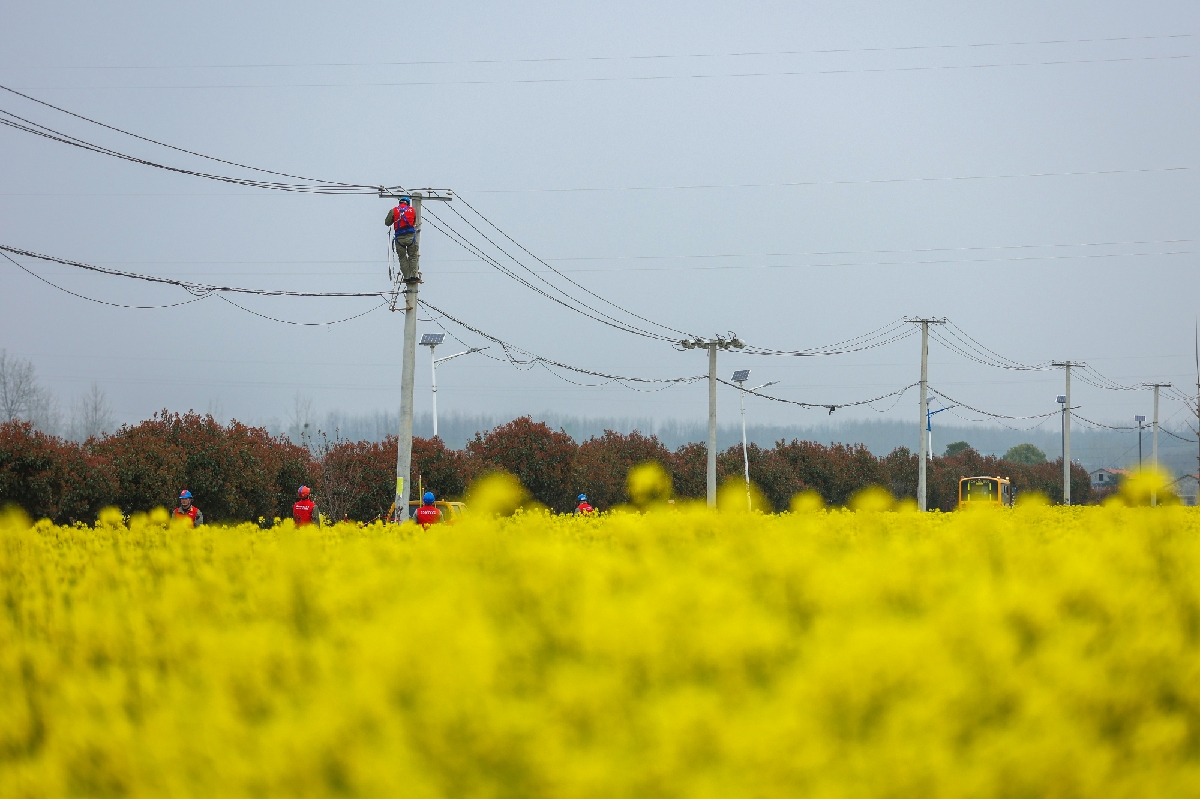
[179,490,193,499]
[423,491,435,504]
[578,494,587,502]
[397,196,412,205]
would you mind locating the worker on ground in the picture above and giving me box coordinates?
[385,196,419,279]
[293,485,321,527]
[172,490,204,526]
[575,493,595,514]
[415,491,442,528]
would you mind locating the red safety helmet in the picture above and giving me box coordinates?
[298,485,311,498]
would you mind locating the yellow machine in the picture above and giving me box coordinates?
[958,476,1013,508]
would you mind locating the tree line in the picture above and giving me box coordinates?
[0,413,1093,523]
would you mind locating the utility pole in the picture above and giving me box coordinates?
[1052,362,1084,505]
[1145,383,1171,506]
[380,187,453,521]
[732,370,776,511]
[681,334,744,506]
[907,318,945,511]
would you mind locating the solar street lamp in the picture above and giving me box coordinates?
[1135,415,1146,470]
[926,404,950,461]
[732,369,777,511]
[420,333,483,438]
[1057,395,1068,475]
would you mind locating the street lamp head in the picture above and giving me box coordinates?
[420,333,445,347]
[732,369,750,383]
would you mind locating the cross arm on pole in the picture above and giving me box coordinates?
[378,187,455,202]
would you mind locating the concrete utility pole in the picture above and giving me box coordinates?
[1052,361,1084,505]
[680,334,744,506]
[907,318,945,512]
[380,187,452,521]
[1145,382,1171,506]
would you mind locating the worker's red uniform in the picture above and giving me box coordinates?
[172,505,203,526]
[293,498,318,526]
[415,504,442,527]
[575,501,595,514]
[390,204,416,236]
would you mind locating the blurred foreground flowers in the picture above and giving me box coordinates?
[2,503,1200,798]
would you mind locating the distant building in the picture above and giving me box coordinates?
[1089,467,1129,489]
[1169,474,1198,506]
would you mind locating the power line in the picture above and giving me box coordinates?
[739,319,917,357]
[1,249,214,309]
[12,34,1190,70]
[715,377,918,414]
[0,244,386,297]
[419,298,706,387]
[0,105,375,194]
[928,386,1060,421]
[929,323,1051,371]
[419,208,680,342]
[1158,426,1199,444]
[10,53,1195,89]
[469,167,1194,194]
[215,295,388,327]
[0,84,369,188]
[452,194,692,339]
[3,247,391,326]
[1070,412,1140,431]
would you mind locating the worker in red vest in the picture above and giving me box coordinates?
[293,486,320,527]
[384,196,419,279]
[574,493,595,514]
[172,490,204,526]
[415,491,442,528]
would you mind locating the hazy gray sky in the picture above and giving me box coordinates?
[2,1,1197,438]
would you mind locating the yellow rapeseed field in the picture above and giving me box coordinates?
[3,495,1200,797]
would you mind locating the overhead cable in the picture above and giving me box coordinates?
[0,244,385,297]
[715,378,919,414]
[419,298,706,386]
[1070,412,1140,431]
[740,318,917,356]
[0,83,368,188]
[472,168,1194,194]
[1073,364,1143,391]
[22,34,1192,70]
[419,210,678,341]
[929,323,1051,371]
[1,249,213,309]
[1158,426,1199,444]
[0,105,376,194]
[3,247,389,325]
[13,54,1195,89]
[927,386,1060,420]
[215,295,388,326]
[452,193,693,338]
